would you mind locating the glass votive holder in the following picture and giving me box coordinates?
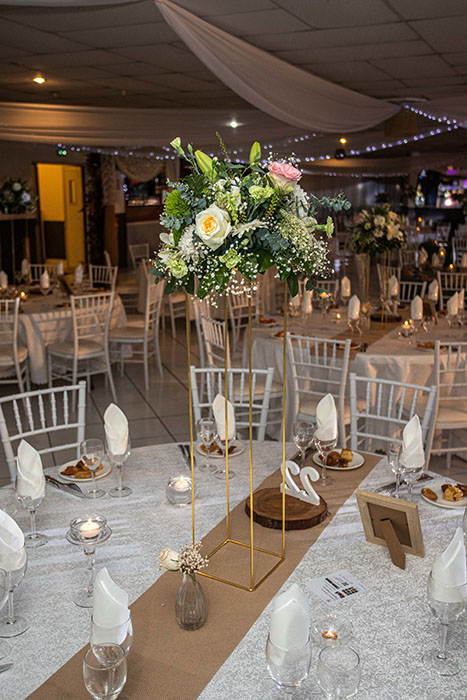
[166,475,192,506]
[68,515,108,545]
[311,613,353,646]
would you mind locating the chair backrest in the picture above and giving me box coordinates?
[399,280,427,303]
[200,313,230,368]
[71,292,114,346]
[190,366,274,441]
[436,271,467,309]
[315,279,339,298]
[129,243,150,269]
[228,288,252,323]
[0,298,21,377]
[434,340,467,413]
[145,277,164,333]
[28,263,55,283]
[349,372,436,461]
[400,249,418,267]
[287,334,351,443]
[456,224,467,237]
[377,264,401,290]
[452,237,467,264]
[89,264,118,291]
[0,382,86,480]
[103,250,112,267]
[192,299,212,367]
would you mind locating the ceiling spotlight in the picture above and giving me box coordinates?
[229,119,239,129]
[33,75,46,84]
[339,137,347,144]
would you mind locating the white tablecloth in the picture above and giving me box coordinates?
[19,294,127,384]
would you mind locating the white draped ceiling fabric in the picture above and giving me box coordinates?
[155,0,399,134]
[0,1,139,5]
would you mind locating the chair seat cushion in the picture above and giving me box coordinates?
[109,326,145,341]
[48,339,104,358]
[0,343,28,366]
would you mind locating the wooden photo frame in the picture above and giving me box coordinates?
[356,490,424,569]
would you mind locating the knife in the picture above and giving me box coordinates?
[45,475,86,498]
[374,473,433,493]
[0,663,13,673]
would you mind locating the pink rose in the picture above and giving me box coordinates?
[268,161,301,187]
[353,214,363,224]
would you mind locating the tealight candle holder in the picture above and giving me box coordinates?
[311,613,353,647]
[66,515,111,608]
[166,475,192,506]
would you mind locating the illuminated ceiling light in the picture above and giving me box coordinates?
[229,119,239,129]
[33,75,46,84]
[339,137,347,144]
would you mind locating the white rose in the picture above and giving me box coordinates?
[12,182,22,192]
[364,222,371,230]
[195,204,231,250]
[159,546,180,571]
[374,215,386,227]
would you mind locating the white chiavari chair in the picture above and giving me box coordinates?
[436,223,451,243]
[200,313,230,368]
[0,382,86,480]
[190,366,275,441]
[228,288,254,353]
[28,263,56,284]
[163,289,187,338]
[436,270,467,310]
[128,243,149,269]
[431,341,467,468]
[399,249,418,267]
[109,276,164,390]
[287,334,351,447]
[377,264,401,289]
[103,250,112,267]
[399,280,427,303]
[192,299,212,368]
[349,373,436,461]
[47,292,116,402]
[0,298,29,394]
[315,279,339,298]
[89,264,118,292]
[452,237,467,266]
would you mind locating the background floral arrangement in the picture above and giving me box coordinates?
[152,137,350,299]
[351,203,405,257]
[0,178,35,215]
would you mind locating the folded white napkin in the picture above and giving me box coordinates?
[56,261,64,276]
[432,253,440,267]
[461,253,467,268]
[301,289,313,314]
[40,270,50,290]
[291,293,301,309]
[410,295,423,320]
[427,279,439,302]
[0,509,26,571]
[400,415,424,469]
[419,247,428,265]
[104,403,129,456]
[93,567,130,644]
[347,294,360,320]
[340,276,351,298]
[459,288,465,310]
[0,271,8,289]
[388,275,399,297]
[269,583,309,652]
[74,263,83,285]
[16,439,45,501]
[213,393,236,441]
[447,292,459,316]
[315,393,338,442]
[431,528,467,603]
[21,258,29,278]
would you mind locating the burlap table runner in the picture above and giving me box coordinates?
[29,453,381,700]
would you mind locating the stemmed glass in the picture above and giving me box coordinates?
[314,434,337,487]
[266,633,312,697]
[348,318,361,337]
[0,568,12,656]
[107,437,132,498]
[400,460,424,501]
[423,316,434,334]
[213,434,236,481]
[319,292,331,318]
[196,418,217,473]
[387,442,402,498]
[91,614,133,657]
[66,515,112,609]
[81,439,105,499]
[0,545,29,638]
[317,645,361,698]
[422,573,467,676]
[15,481,48,548]
[293,420,313,469]
[83,644,127,700]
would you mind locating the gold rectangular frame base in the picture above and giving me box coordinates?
[197,538,285,592]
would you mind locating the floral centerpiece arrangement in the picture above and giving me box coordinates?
[152,136,350,299]
[0,178,35,215]
[351,203,405,257]
[159,542,209,630]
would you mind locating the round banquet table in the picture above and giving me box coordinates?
[18,292,127,384]
[0,442,465,699]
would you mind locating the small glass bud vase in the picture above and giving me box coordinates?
[175,573,206,631]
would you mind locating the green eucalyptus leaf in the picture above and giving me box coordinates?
[249,141,261,164]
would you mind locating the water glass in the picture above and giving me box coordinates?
[387,442,402,498]
[81,438,105,499]
[314,435,337,487]
[0,569,11,658]
[107,438,132,498]
[293,420,313,469]
[266,634,312,696]
[196,418,217,473]
[83,644,127,700]
[423,316,434,334]
[91,614,133,656]
[400,461,424,501]
[317,645,361,699]
[15,486,48,548]
[0,545,29,638]
[213,434,237,480]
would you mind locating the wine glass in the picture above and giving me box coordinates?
[107,437,132,498]
[319,292,331,318]
[423,316,434,334]
[314,434,337,487]
[213,433,236,481]
[422,573,467,676]
[400,460,424,501]
[0,545,29,638]
[387,442,402,498]
[83,644,127,700]
[266,634,312,697]
[15,480,48,548]
[0,569,11,657]
[196,418,217,473]
[91,614,133,657]
[292,420,313,469]
[81,439,105,499]
[317,645,361,698]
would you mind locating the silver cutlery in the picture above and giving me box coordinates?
[375,473,433,494]
[45,475,86,498]
[0,663,13,673]
[178,443,197,472]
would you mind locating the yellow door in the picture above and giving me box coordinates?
[63,166,85,269]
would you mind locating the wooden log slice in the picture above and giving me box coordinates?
[245,488,328,530]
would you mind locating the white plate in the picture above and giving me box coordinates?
[312,451,364,471]
[269,330,286,340]
[420,482,467,509]
[58,459,111,482]
[255,319,279,328]
[195,441,245,460]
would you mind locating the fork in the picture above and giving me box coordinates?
[178,443,197,472]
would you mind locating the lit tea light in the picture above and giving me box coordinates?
[166,475,193,506]
[19,291,27,300]
[320,292,329,299]
[440,249,445,257]
[336,313,341,320]
[174,475,190,492]
[79,518,100,540]
[322,630,338,641]
[403,320,410,328]
[449,263,454,269]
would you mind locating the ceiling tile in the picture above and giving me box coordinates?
[403,76,467,87]
[275,40,431,65]
[0,17,87,54]
[101,62,172,77]
[88,76,159,93]
[140,73,222,91]
[115,44,206,72]
[13,50,120,69]
[175,0,274,16]
[274,0,399,28]
[0,45,30,59]
[409,17,467,52]
[209,9,309,36]
[305,61,393,83]
[372,55,456,79]
[386,0,467,20]
[443,52,467,66]
[59,22,177,48]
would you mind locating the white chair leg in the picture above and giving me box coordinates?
[143,342,149,391]
[170,306,176,338]
[446,431,453,469]
[105,349,117,402]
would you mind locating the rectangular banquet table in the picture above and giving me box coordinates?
[0,442,464,699]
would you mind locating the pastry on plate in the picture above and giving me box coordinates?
[341,449,353,462]
[422,487,437,501]
[442,485,464,502]
[456,483,467,496]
